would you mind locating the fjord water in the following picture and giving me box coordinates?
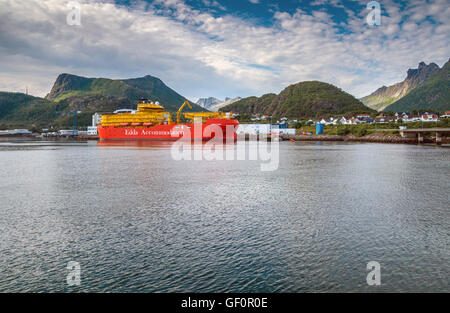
[0,139,448,292]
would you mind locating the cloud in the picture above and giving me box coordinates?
[0,0,448,101]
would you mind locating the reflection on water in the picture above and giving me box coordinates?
[97,140,179,148]
[0,139,448,292]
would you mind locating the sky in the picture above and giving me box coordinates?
[0,0,448,102]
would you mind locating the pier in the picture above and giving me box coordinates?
[399,128,450,145]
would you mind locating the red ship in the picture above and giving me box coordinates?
[97,99,239,141]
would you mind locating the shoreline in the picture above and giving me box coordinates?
[2,133,448,145]
[281,133,449,144]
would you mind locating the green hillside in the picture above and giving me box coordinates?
[221,81,374,117]
[0,92,63,128]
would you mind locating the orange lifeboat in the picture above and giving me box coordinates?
[131,122,142,126]
[143,122,154,127]
[120,122,130,126]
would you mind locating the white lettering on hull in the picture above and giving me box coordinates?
[123,128,184,137]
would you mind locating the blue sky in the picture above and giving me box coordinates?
[0,0,448,101]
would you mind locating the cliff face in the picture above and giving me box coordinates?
[361,62,441,111]
[46,74,93,100]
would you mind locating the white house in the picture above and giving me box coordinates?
[395,112,409,122]
[320,117,341,125]
[420,112,439,122]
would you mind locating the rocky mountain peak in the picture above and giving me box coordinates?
[407,62,440,80]
[197,96,243,111]
[46,73,92,100]
[196,97,222,109]
[362,58,448,112]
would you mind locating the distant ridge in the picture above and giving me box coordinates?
[197,96,242,111]
[196,97,222,109]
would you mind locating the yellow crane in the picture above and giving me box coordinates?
[184,112,229,122]
[177,100,192,123]
[177,100,232,124]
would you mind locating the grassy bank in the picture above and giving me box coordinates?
[296,119,449,137]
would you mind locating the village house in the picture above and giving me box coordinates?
[320,117,341,125]
[394,112,409,122]
[338,117,359,125]
[403,114,420,123]
[375,115,395,124]
[352,117,364,124]
[420,112,439,122]
[357,115,375,124]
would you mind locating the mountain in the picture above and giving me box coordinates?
[361,61,441,111]
[196,97,222,109]
[209,97,242,112]
[384,59,450,113]
[196,96,242,111]
[0,73,206,128]
[46,73,204,112]
[220,81,373,117]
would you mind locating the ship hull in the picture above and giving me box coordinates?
[98,119,239,141]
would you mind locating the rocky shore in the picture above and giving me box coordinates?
[281,134,344,142]
[281,133,446,144]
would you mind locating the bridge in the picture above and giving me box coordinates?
[399,128,450,145]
